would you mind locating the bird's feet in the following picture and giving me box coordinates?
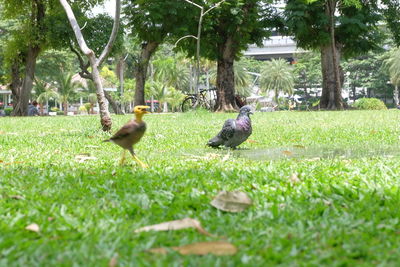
[133,155,148,168]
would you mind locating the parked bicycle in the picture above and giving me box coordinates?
[181,88,217,112]
[180,88,247,112]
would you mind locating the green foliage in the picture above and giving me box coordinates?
[383,48,400,86]
[4,107,12,115]
[293,51,322,97]
[1,111,400,265]
[352,98,387,110]
[260,59,295,101]
[178,0,280,61]
[343,50,391,100]
[381,0,400,46]
[285,0,383,58]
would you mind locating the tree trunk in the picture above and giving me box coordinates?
[320,45,344,109]
[394,85,399,106]
[9,56,23,110]
[63,101,68,115]
[12,46,40,116]
[116,57,125,113]
[104,90,123,114]
[320,0,343,110]
[215,37,237,112]
[89,56,112,131]
[134,42,159,106]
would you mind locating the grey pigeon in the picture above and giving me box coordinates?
[207,105,253,149]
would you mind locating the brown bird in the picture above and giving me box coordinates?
[103,105,150,168]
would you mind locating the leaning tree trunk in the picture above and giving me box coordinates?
[104,90,123,114]
[90,57,112,130]
[12,46,40,116]
[60,0,121,131]
[215,37,237,112]
[134,41,159,106]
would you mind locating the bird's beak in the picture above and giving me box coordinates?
[143,106,151,113]
[249,110,254,115]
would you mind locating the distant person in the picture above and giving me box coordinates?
[28,101,39,116]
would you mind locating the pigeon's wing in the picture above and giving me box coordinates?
[218,118,236,141]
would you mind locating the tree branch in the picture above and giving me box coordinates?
[69,43,89,70]
[203,0,226,16]
[59,0,92,56]
[174,35,198,47]
[183,0,202,9]
[97,0,121,66]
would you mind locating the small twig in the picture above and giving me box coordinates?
[80,21,87,30]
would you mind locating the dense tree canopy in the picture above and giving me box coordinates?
[177,0,281,111]
[285,0,384,109]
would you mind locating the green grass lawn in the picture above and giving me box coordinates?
[1,110,400,266]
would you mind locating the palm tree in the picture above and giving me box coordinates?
[56,71,81,115]
[259,59,294,102]
[37,88,60,115]
[147,80,169,112]
[383,48,400,106]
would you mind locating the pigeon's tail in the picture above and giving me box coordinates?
[207,136,223,148]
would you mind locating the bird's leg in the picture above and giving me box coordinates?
[132,154,148,169]
[128,147,148,168]
[120,150,127,165]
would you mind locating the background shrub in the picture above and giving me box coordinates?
[4,107,13,115]
[352,98,387,110]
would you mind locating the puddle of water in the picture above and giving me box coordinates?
[235,145,400,161]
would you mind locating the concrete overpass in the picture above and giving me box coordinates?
[244,36,307,62]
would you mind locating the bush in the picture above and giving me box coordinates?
[56,111,64,116]
[4,107,13,116]
[352,98,387,110]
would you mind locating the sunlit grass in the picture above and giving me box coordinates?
[1,110,400,266]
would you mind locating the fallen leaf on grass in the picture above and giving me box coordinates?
[75,154,97,163]
[293,145,306,149]
[246,139,258,144]
[48,217,55,221]
[0,130,5,134]
[135,218,213,236]
[108,254,118,267]
[10,195,24,200]
[4,161,25,165]
[282,150,293,156]
[211,191,252,212]
[84,145,100,149]
[289,173,300,184]
[148,241,237,256]
[25,223,40,233]
[222,153,230,162]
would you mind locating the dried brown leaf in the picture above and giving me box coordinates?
[108,255,118,267]
[293,145,306,149]
[148,241,237,256]
[246,139,258,143]
[282,150,293,156]
[25,223,40,233]
[10,195,24,200]
[135,218,213,236]
[211,191,252,212]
